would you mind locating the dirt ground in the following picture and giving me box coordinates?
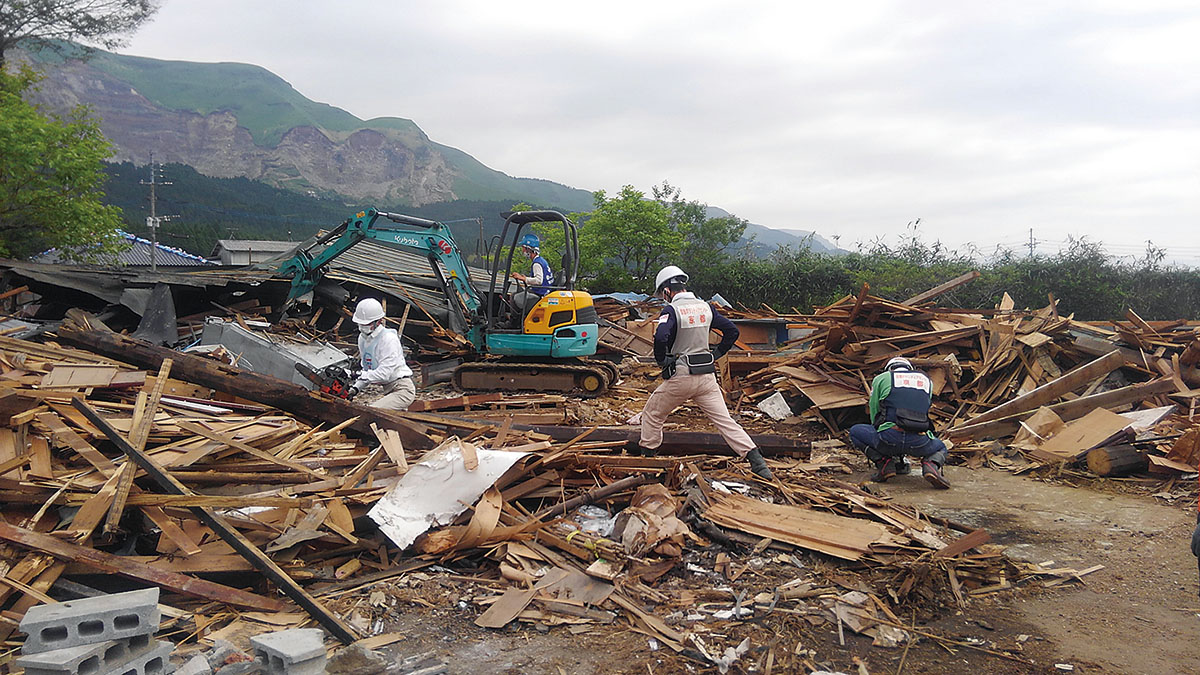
[884,465,1200,675]
[346,462,1200,675]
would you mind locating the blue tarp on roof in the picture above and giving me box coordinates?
[35,231,215,266]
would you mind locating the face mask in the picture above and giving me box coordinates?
[359,323,374,335]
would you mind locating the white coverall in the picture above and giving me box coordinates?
[355,326,416,410]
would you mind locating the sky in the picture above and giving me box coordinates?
[118,1,1199,262]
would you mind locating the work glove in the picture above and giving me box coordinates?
[346,385,361,400]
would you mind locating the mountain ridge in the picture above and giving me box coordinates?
[22,45,843,255]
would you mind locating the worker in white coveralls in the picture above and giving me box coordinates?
[634,265,774,480]
[347,298,416,411]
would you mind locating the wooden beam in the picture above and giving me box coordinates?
[71,397,358,644]
[56,327,433,450]
[903,271,981,306]
[959,350,1124,427]
[512,424,805,456]
[175,421,323,479]
[947,379,1174,440]
[0,520,281,610]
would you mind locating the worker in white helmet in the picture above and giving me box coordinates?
[347,297,415,410]
[633,265,773,480]
[848,356,950,488]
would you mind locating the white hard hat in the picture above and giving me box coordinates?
[885,356,912,372]
[654,265,689,293]
[352,298,385,325]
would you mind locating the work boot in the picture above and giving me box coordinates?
[870,457,897,483]
[627,441,657,457]
[922,460,950,489]
[895,457,912,475]
[746,448,773,480]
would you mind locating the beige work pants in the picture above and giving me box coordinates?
[639,373,755,457]
[370,377,416,411]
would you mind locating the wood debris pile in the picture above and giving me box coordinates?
[0,323,1093,669]
[705,277,1200,479]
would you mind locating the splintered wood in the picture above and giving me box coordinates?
[712,277,1200,475]
[0,276,1164,668]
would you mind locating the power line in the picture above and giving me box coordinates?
[138,153,179,272]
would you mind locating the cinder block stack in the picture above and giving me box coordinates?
[16,588,174,675]
[250,628,326,675]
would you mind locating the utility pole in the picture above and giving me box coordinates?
[1027,228,1036,258]
[140,154,177,271]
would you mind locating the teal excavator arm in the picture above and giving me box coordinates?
[279,208,481,316]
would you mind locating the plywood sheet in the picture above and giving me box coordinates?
[1037,407,1130,460]
[704,493,892,561]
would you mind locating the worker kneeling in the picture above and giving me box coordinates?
[849,357,950,488]
[347,298,416,411]
[635,265,773,481]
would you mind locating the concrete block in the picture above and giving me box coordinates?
[258,656,324,675]
[104,639,174,675]
[20,589,160,654]
[174,655,211,675]
[15,634,154,675]
[250,628,326,675]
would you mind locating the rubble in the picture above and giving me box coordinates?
[0,261,1196,672]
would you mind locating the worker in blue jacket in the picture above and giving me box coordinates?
[849,356,950,488]
[511,233,554,315]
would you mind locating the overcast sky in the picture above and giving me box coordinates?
[120,1,1198,261]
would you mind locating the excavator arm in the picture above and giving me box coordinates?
[279,209,481,324]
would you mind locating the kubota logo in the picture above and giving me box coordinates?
[438,240,452,254]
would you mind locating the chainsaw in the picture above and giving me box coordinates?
[295,362,355,399]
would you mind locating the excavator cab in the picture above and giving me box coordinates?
[478,210,599,359]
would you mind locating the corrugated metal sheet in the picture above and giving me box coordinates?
[322,238,497,321]
[213,240,300,254]
[13,230,508,325]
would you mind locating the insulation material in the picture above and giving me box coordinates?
[368,437,528,550]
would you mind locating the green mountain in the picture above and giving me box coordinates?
[24,44,843,260]
[103,161,550,261]
[24,46,594,212]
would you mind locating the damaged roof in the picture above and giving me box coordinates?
[36,231,216,267]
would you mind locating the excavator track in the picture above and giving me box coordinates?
[453,359,618,397]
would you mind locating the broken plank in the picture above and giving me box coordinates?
[72,397,358,644]
[36,412,116,477]
[0,520,281,610]
[932,529,991,559]
[963,350,1125,426]
[947,379,1175,440]
[903,271,982,306]
[370,423,408,470]
[408,393,504,412]
[57,327,433,449]
[176,421,323,479]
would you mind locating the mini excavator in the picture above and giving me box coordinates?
[278,208,618,395]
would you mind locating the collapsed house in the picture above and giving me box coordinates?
[0,259,1195,672]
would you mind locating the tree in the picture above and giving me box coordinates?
[0,0,160,65]
[0,66,124,258]
[651,181,747,271]
[580,186,677,291]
